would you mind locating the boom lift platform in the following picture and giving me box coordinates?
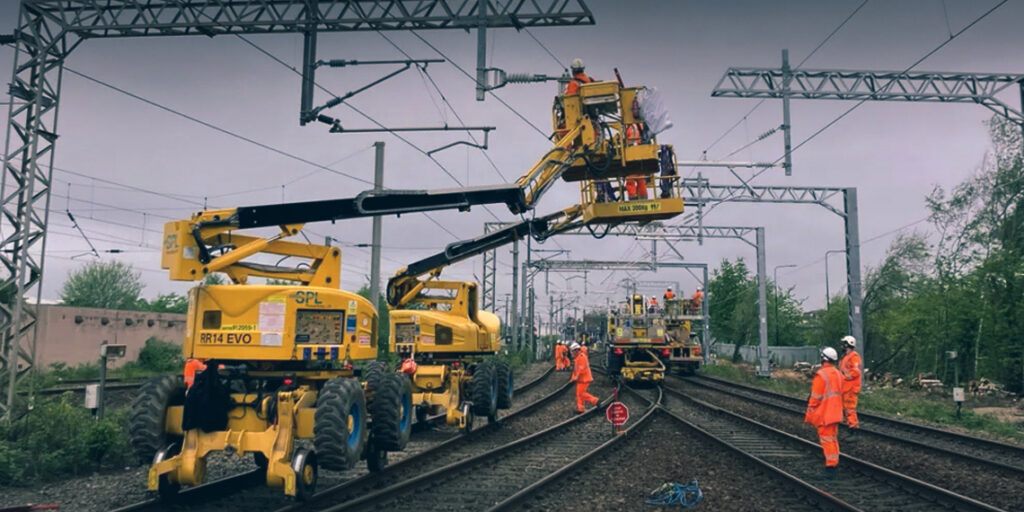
[133,186,539,502]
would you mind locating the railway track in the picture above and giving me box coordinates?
[660,381,1005,512]
[691,374,1024,472]
[110,365,564,512]
[316,377,652,512]
[677,374,1024,510]
[502,383,854,512]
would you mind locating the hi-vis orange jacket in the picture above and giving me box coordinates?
[839,350,862,394]
[804,362,843,426]
[571,350,593,383]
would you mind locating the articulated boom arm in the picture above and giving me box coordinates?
[162,186,527,285]
[387,218,549,307]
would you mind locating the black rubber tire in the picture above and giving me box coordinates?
[314,377,367,471]
[469,361,498,418]
[367,369,413,452]
[495,361,514,410]
[129,376,186,465]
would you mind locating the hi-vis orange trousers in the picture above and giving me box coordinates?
[817,423,840,467]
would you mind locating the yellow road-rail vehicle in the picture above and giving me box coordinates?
[663,297,704,375]
[131,186,531,501]
[387,219,548,431]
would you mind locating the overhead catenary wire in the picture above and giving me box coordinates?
[703,0,871,157]
[64,67,374,187]
[697,0,1008,221]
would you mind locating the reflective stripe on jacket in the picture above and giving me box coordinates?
[805,363,843,426]
[840,350,862,394]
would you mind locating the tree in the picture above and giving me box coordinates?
[143,293,189,314]
[60,260,143,310]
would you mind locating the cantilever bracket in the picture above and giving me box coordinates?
[301,59,444,124]
[427,128,493,155]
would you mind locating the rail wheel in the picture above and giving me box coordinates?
[130,376,186,464]
[291,448,318,501]
[153,443,181,502]
[314,378,367,470]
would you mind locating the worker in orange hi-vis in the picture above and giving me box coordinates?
[564,58,593,96]
[554,341,568,371]
[183,358,207,388]
[570,342,598,413]
[805,347,845,480]
[839,336,863,441]
[690,287,704,314]
[664,287,675,301]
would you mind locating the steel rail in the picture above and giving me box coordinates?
[485,384,662,511]
[113,364,559,512]
[690,374,1024,472]
[661,383,1006,512]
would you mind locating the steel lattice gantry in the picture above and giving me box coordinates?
[0,0,594,420]
[712,66,1024,125]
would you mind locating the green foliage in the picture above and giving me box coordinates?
[0,396,132,485]
[135,337,184,372]
[203,273,226,285]
[707,258,810,349]
[60,260,144,310]
[142,292,189,313]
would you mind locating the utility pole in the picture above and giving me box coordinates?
[511,241,519,350]
[369,142,384,340]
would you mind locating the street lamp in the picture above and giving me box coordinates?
[824,249,845,310]
[773,264,797,345]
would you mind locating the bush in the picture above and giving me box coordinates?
[0,395,132,486]
[136,337,183,373]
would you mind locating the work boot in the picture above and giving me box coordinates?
[814,466,838,481]
[575,408,585,414]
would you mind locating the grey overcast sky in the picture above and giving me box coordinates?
[1,1,1021,324]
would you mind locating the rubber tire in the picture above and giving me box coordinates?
[495,361,514,410]
[367,367,413,452]
[469,361,498,419]
[130,376,186,465]
[314,378,367,471]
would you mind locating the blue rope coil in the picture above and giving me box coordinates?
[645,479,703,507]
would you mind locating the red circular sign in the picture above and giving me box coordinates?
[605,401,630,426]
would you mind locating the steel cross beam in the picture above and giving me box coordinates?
[712,66,1024,125]
[0,0,594,420]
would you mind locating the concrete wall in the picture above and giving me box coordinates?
[713,342,819,367]
[31,305,186,369]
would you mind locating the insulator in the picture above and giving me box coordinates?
[504,73,544,84]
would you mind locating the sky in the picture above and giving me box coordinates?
[0,0,1021,330]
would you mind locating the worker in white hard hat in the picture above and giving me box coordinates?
[838,336,862,439]
[569,342,598,413]
[564,58,593,96]
[805,347,843,479]
[555,338,570,371]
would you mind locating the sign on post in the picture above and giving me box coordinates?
[84,384,99,410]
[606,401,629,434]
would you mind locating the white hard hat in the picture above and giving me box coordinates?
[570,342,581,351]
[841,335,856,348]
[570,58,584,71]
[821,347,838,362]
